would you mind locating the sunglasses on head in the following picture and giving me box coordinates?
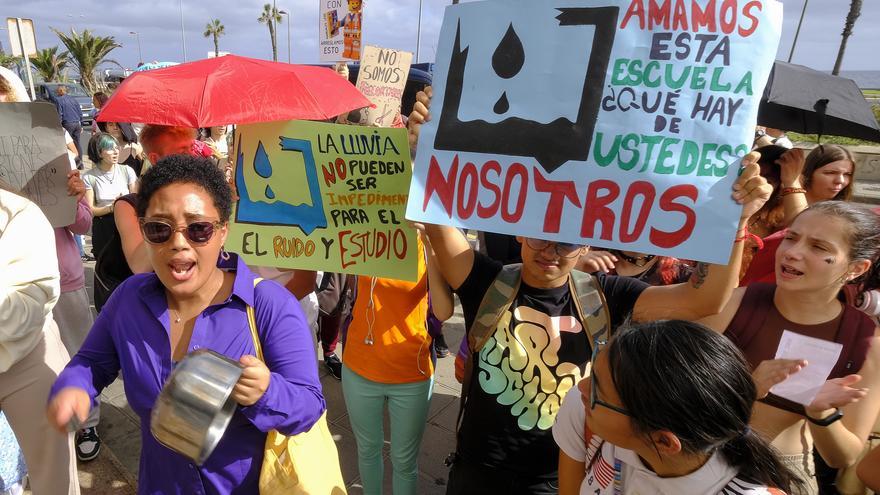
[139,218,223,244]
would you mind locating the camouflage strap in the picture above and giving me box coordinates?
[569,269,611,343]
[452,265,610,456]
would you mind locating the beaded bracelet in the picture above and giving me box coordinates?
[780,187,807,197]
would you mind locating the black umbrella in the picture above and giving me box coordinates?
[757,61,880,143]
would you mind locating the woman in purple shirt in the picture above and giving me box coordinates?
[47,155,325,494]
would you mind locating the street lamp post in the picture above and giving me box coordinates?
[179,0,188,62]
[416,0,423,63]
[788,0,809,63]
[129,31,143,65]
[279,10,291,63]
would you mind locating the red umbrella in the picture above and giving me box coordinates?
[97,55,372,127]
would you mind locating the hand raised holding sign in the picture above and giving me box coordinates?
[407,86,432,154]
[66,170,86,201]
[732,152,773,221]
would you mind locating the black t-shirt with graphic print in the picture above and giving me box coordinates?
[454,252,649,477]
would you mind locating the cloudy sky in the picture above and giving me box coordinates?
[4,0,879,72]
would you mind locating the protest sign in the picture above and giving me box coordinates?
[319,0,363,62]
[406,0,783,264]
[227,120,418,281]
[355,45,413,127]
[0,102,75,227]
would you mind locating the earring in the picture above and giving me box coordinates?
[220,246,231,261]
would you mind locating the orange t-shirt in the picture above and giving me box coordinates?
[343,242,431,383]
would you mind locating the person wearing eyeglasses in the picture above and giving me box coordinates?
[46,155,325,494]
[577,249,693,286]
[552,320,802,495]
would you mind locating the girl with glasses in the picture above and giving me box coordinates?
[553,320,802,495]
[47,155,325,493]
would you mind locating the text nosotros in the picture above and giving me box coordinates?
[423,155,700,249]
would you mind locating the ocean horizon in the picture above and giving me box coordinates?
[834,70,880,89]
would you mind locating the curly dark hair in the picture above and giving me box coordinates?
[137,155,232,222]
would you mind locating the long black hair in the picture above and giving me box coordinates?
[97,121,139,144]
[607,320,804,493]
[800,201,880,292]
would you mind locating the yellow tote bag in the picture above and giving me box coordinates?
[247,280,347,495]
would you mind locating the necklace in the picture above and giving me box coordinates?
[170,309,182,323]
[611,250,655,267]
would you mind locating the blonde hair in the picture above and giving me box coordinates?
[0,67,30,102]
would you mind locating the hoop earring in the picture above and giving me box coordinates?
[220,246,231,261]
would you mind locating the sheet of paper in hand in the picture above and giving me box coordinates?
[771,330,843,406]
[227,120,418,281]
[0,102,76,227]
[406,0,783,264]
[355,45,413,127]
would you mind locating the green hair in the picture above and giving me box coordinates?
[87,132,119,164]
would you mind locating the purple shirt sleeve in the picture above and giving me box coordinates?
[239,280,325,435]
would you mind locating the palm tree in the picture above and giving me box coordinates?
[0,53,21,70]
[53,28,120,94]
[30,47,70,82]
[832,0,862,75]
[257,4,282,62]
[203,19,225,57]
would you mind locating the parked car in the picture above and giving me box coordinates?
[35,82,95,126]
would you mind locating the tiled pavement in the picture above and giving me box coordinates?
[59,260,467,494]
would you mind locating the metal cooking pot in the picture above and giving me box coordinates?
[150,349,243,465]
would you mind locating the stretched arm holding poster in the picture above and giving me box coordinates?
[408,87,772,321]
[630,156,771,321]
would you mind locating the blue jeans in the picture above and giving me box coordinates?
[74,234,85,257]
[342,365,433,495]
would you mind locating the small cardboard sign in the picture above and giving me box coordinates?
[0,102,76,227]
[227,120,418,281]
[319,0,363,62]
[355,45,413,127]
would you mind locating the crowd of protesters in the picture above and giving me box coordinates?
[2,58,880,495]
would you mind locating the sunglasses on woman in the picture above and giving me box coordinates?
[139,218,223,244]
